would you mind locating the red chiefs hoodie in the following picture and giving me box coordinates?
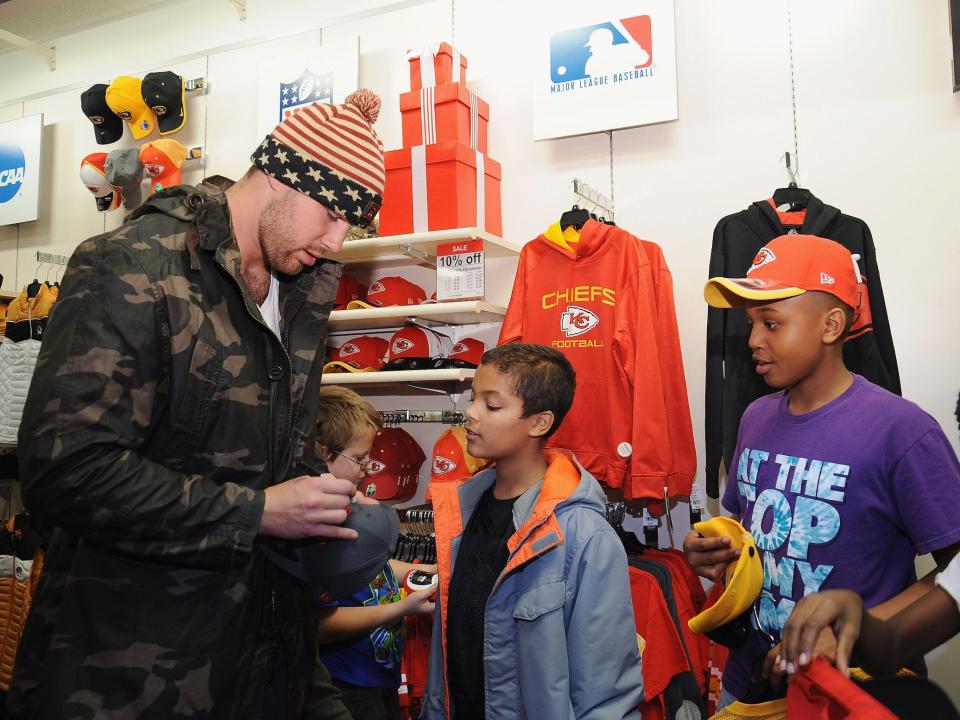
[499,220,696,502]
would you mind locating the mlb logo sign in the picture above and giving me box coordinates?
[533,0,677,141]
[279,68,334,121]
[550,16,652,83]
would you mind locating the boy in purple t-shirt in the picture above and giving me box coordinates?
[684,235,960,705]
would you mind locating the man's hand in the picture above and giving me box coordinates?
[781,590,863,676]
[682,530,740,582]
[260,473,360,540]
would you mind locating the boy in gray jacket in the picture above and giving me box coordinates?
[422,343,643,719]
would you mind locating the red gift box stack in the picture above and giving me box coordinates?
[379,42,503,237]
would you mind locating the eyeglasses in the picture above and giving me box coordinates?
[332,450,375,474]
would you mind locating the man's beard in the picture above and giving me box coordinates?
[258,192,304,276]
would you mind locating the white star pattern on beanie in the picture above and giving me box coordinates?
[330,169,346,181]
[345,187,360,201]
[275,149,288,164]
[259,153,269,165]
[307,167,323,182]
[283,169,299,184]
[319,186,336,203]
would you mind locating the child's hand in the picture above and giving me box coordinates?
[682,530,740,581]
[780,590,863,676]
[400,585,437,616]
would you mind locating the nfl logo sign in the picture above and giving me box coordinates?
[279,68,334,121]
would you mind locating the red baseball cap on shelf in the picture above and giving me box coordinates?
[383,326,453,371]
[704,235,862,312]
[323,336,388,373]
[362,427,426,501]
[433,337,485,369]
[347,276,428,309]
[429,426,490,484]
[334,273,366,310]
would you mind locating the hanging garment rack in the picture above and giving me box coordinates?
[379,410,465,425]
[571,178,615,223]
[398,500,628,529]
[35,251,68,266]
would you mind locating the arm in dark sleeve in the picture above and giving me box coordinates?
[704,218,729,496]
[18,237,263,570]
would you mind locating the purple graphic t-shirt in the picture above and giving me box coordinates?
[721,375,960,700]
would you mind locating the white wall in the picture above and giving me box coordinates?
[1,0,958,697]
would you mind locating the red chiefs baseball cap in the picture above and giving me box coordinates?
[79,153,122,212]
[429,426,490,485]
[334,273,366,310]
[139,139,187,194]
[361,427,426,501]
[432,337,485,369]
[323,336,388,373]
[704,235,862,311]
[383,326,453,371]
[347,276,428,309]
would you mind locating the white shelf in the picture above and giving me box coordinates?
[332,228,522,265]
[328,300,506,332]
[321,369,475,386]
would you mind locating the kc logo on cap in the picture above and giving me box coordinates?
[323,335,388,373]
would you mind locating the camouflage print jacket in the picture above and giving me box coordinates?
[10,178,341,719]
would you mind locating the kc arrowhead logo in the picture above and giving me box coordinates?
[560,305,600,337]
[432,456,457,475]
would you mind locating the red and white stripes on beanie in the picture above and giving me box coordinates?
[251,89,385,228]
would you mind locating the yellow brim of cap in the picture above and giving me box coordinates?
[687,517,764,634]
[126,108,155,140]
[322,361,375,373]
[704,277,806,309]
[345,300,376,310]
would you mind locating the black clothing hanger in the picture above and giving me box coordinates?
[559,204,591,231]
[772,181,812,212]
[26,278,41,299]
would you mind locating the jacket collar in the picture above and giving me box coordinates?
[751,195,841,238]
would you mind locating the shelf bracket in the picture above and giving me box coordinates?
[227,0,248,21]
[399,244,436,267]
[0,28,55,71]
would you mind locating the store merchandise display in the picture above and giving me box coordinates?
[361,427,426,501]
[431,336,484,369]
[333,273,367,310]
[346,275,430,309]
[140,71,187,135]
[140,139,188,194]
[323,336,389,373]
[379,42,502,236]
[80,83,124,145]
[499,218,696,505]
[104,148,144,209]
[382,326,453,371]
[104,75,156,140]
[428,426,490,486]
[79,153,123,212]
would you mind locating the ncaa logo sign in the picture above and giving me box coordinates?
[550,16,652,84]
[560,305,600,337]
[0,142,26,204]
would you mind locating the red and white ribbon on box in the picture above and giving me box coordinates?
[407,43,462,89]
[418,86,480,149]
[410,145,486,233]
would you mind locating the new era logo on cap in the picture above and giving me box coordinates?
[820,272,835,285]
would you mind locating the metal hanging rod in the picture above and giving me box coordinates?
[379,409,465,425]
[572,178,615,222]
[36,251,68,266]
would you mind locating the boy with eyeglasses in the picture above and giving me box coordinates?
[310,386,437,720]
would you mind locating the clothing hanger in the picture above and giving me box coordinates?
[559,203,591,231]
[26,262,42,299]
[772,151,811,212]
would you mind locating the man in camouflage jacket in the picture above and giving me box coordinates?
[10,90,386,719]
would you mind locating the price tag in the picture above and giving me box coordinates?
[641,507,659,528]
[689,483,705,511]
[436,239,484,301]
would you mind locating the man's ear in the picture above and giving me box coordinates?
[823,306,847,346]
[318,445,333,463]
[528,411,555,439]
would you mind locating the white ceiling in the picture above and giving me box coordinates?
[0,0,193,49]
